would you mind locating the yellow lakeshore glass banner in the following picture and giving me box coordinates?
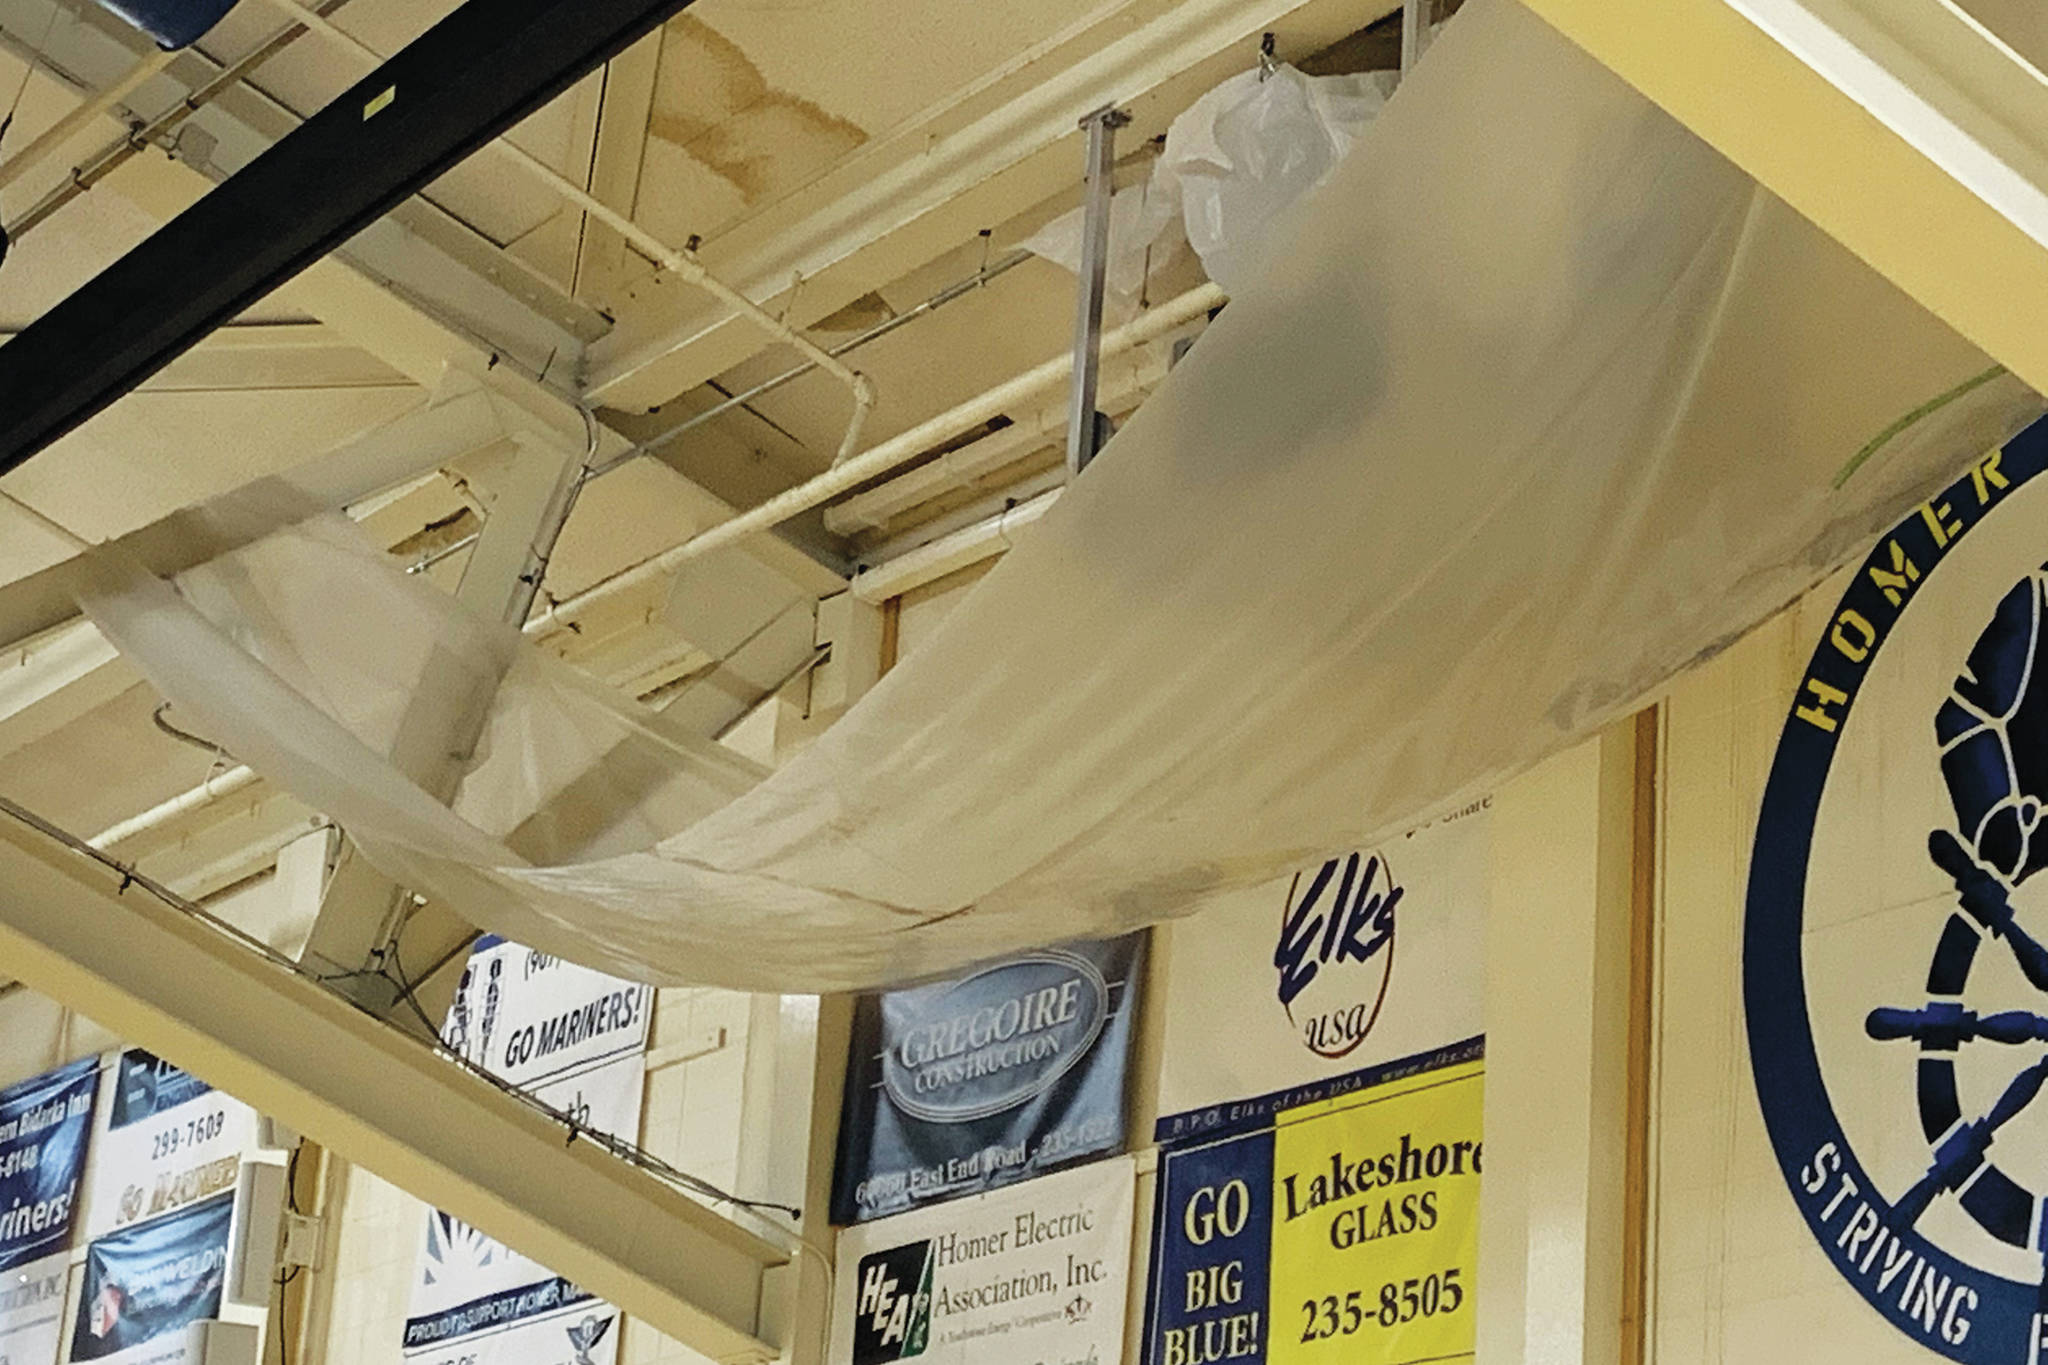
[1144,1043,1482,1365]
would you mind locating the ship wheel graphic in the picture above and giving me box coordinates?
[1868,566,2048,1350]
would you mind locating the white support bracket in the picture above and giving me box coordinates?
[0,812,788,1363]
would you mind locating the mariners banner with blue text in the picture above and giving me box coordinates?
[0,1058,99,1365]
[70,1192,233,1365]
[832,934,1146,1225]
[85,1050,256,1242]
[1145,1043,1483,1365]
[402,937,651,1365]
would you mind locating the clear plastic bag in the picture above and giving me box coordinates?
[1024,63,1397,299]
[1159,65,1395,293]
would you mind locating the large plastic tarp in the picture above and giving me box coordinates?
[75,0,2044,990]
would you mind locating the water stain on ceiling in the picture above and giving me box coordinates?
[648,15,870,208]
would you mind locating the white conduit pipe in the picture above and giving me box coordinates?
[0,48,179,192]
[90,763,260,850]
[491,141,878,466]
[530,281,1225,634]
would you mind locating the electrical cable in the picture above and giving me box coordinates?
[152,702,237,764]
[0,5,59,150]
[0,4,62,270]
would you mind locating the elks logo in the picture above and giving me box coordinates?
[1746,426,2048,1364]
[851,1241,932,1364]
[1274,851,1400,1059]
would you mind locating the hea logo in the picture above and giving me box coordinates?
[1274,851,1400,1059]
[853,1241,933,1364]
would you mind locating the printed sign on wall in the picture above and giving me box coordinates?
[831,1155,1134,1365]
[1155,810,1488,1145]
[832,933,1147,1225]
[0,1253,70,1365]
[403,937,652,1365]
[0,1058,100,1365]
[85,1051,254,1241]
[0,1058,98,1272]
[1144,1043,1482,1365]
[1745,422,2048,1362]
[70,1191,233,1365]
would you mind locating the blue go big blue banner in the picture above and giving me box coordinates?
[831,933,1147,1224]
[71,1192,233,1363]
[0,1057,100,1274]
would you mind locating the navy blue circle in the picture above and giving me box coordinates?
[1745,418,2048,1363]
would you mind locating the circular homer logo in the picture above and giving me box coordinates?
[1746,423,2048,1362]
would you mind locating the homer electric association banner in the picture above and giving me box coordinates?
[832,933,1146,1225]
[1145,1045,1483,1365]
[1155,807,1487,1143]
[402,937,651,1365]
[70,1192,233,1365]
[0,1058,100,1365]
[86,1050,256,1241]
[831,1155,1134,1365]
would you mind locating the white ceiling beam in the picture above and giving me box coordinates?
[584,0,1399,411]
[0,812,788,1364]
[1520,0,2048,395]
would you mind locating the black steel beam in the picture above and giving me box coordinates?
[0,0,696,475]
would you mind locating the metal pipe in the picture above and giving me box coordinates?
[1065,105,1128,478]
[1401,0,1430,75]
[5,0,359,239]
[594,247,1034,478]
[493,140,879,468]
[0,48,178,193]
[527,281,1223,636]
[90,763,260,849]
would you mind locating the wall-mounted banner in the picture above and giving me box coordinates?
[0,1057,98,1273]
[70,1191,233,1365]
[85,1051,255,1241]
[1155,809,1488,1145]
[1745,425,2048,1363]
[1144,1042,1482,1365]
[0,1251,70,1365]
[832,934,1146,1225]
[830,1154,1134,1365]
[403,937,651,1365]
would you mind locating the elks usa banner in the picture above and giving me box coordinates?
[1145,1045,1484,1365]
[70,1192,233,1365]
[0,1058,100,1365]
[831,1155,1135,1365]
[86,1050,256,1241]
[1154,807,1488,1143]
[403,937,651,1365]
[832,934,1146,1225]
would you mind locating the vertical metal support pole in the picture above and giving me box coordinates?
[1401,0,1430,76]
[1066,104,1130,478]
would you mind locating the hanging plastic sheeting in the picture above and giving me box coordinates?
[73,0,2045,991]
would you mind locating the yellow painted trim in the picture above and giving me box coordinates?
[1518,0,2048,395]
